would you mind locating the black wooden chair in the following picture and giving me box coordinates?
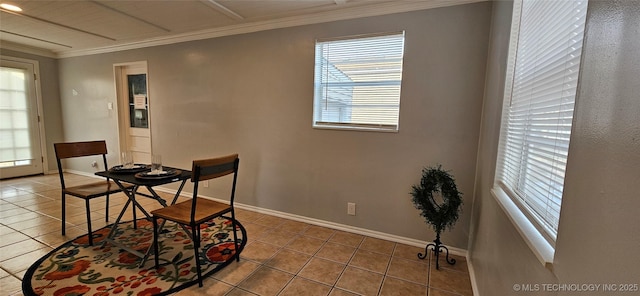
[54,140,133,245]
[152,154,240,287]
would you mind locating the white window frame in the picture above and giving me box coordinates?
[493,0,587,268]
[312,32,405,132]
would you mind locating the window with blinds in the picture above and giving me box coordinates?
[496,0,587,244]
[313,32,405,132]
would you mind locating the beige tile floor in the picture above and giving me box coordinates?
[0,173,473,296]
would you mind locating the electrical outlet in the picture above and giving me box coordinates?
[202,180,209,188]
[91,161,98,168]
[347,202,356,216]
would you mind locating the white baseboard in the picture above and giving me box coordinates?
[236,202,469,258]
[64,169,102,177]
[67,169,470,259]
[467,255,480,296]
[158,187,469,258]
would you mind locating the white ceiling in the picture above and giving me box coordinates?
[0,0,484,58]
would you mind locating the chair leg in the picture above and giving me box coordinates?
[153,217,160,269]
[231,210,240,262]
[196,226,201,244]
[193,223,203,287]
[61,193,66,235]
[105,194,109,222]
[85,199,93,246]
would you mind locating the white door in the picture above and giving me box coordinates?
[116,63,152,164]
[0,59,44,179]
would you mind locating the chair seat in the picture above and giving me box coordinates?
[151,198,231,225]
[65,180,132,199]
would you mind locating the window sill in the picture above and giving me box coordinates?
[312,124,399,133]
[491,187,555,271]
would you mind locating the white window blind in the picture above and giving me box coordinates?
[313,32,405,132]
[496,0,587,244]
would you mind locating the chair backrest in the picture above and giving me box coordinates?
[191,153,240,207]
[55,141,108,159]
[54,141,109,188]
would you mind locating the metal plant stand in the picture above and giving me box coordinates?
[417,231,455,270]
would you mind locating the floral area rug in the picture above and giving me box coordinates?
[23,216,246,296]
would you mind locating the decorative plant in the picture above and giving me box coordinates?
[410,165,463,235]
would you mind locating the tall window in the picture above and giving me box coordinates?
[313,32,405,132]
[496,0,587,244]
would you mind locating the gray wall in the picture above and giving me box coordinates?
[469,0,640,294]
[0,49,63,172]
[56,3,492,248]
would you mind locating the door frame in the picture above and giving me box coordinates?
[113,61,153,162]
[0,56,47,177]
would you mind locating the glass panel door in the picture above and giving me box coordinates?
[128,74,148,128]
[0,59,43,178]
[117,63,151,165]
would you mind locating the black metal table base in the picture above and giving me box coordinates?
[99,181,187,268]
[417,233,455,270]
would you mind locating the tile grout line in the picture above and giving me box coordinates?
[292,227,341,293]
[377,242,399,296]
[235,220,324,295]
[328,231,364,295]
[275,228,318,296]
[2,174,474,296]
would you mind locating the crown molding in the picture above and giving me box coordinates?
[56,0,486,59]
[0,40,57,58]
